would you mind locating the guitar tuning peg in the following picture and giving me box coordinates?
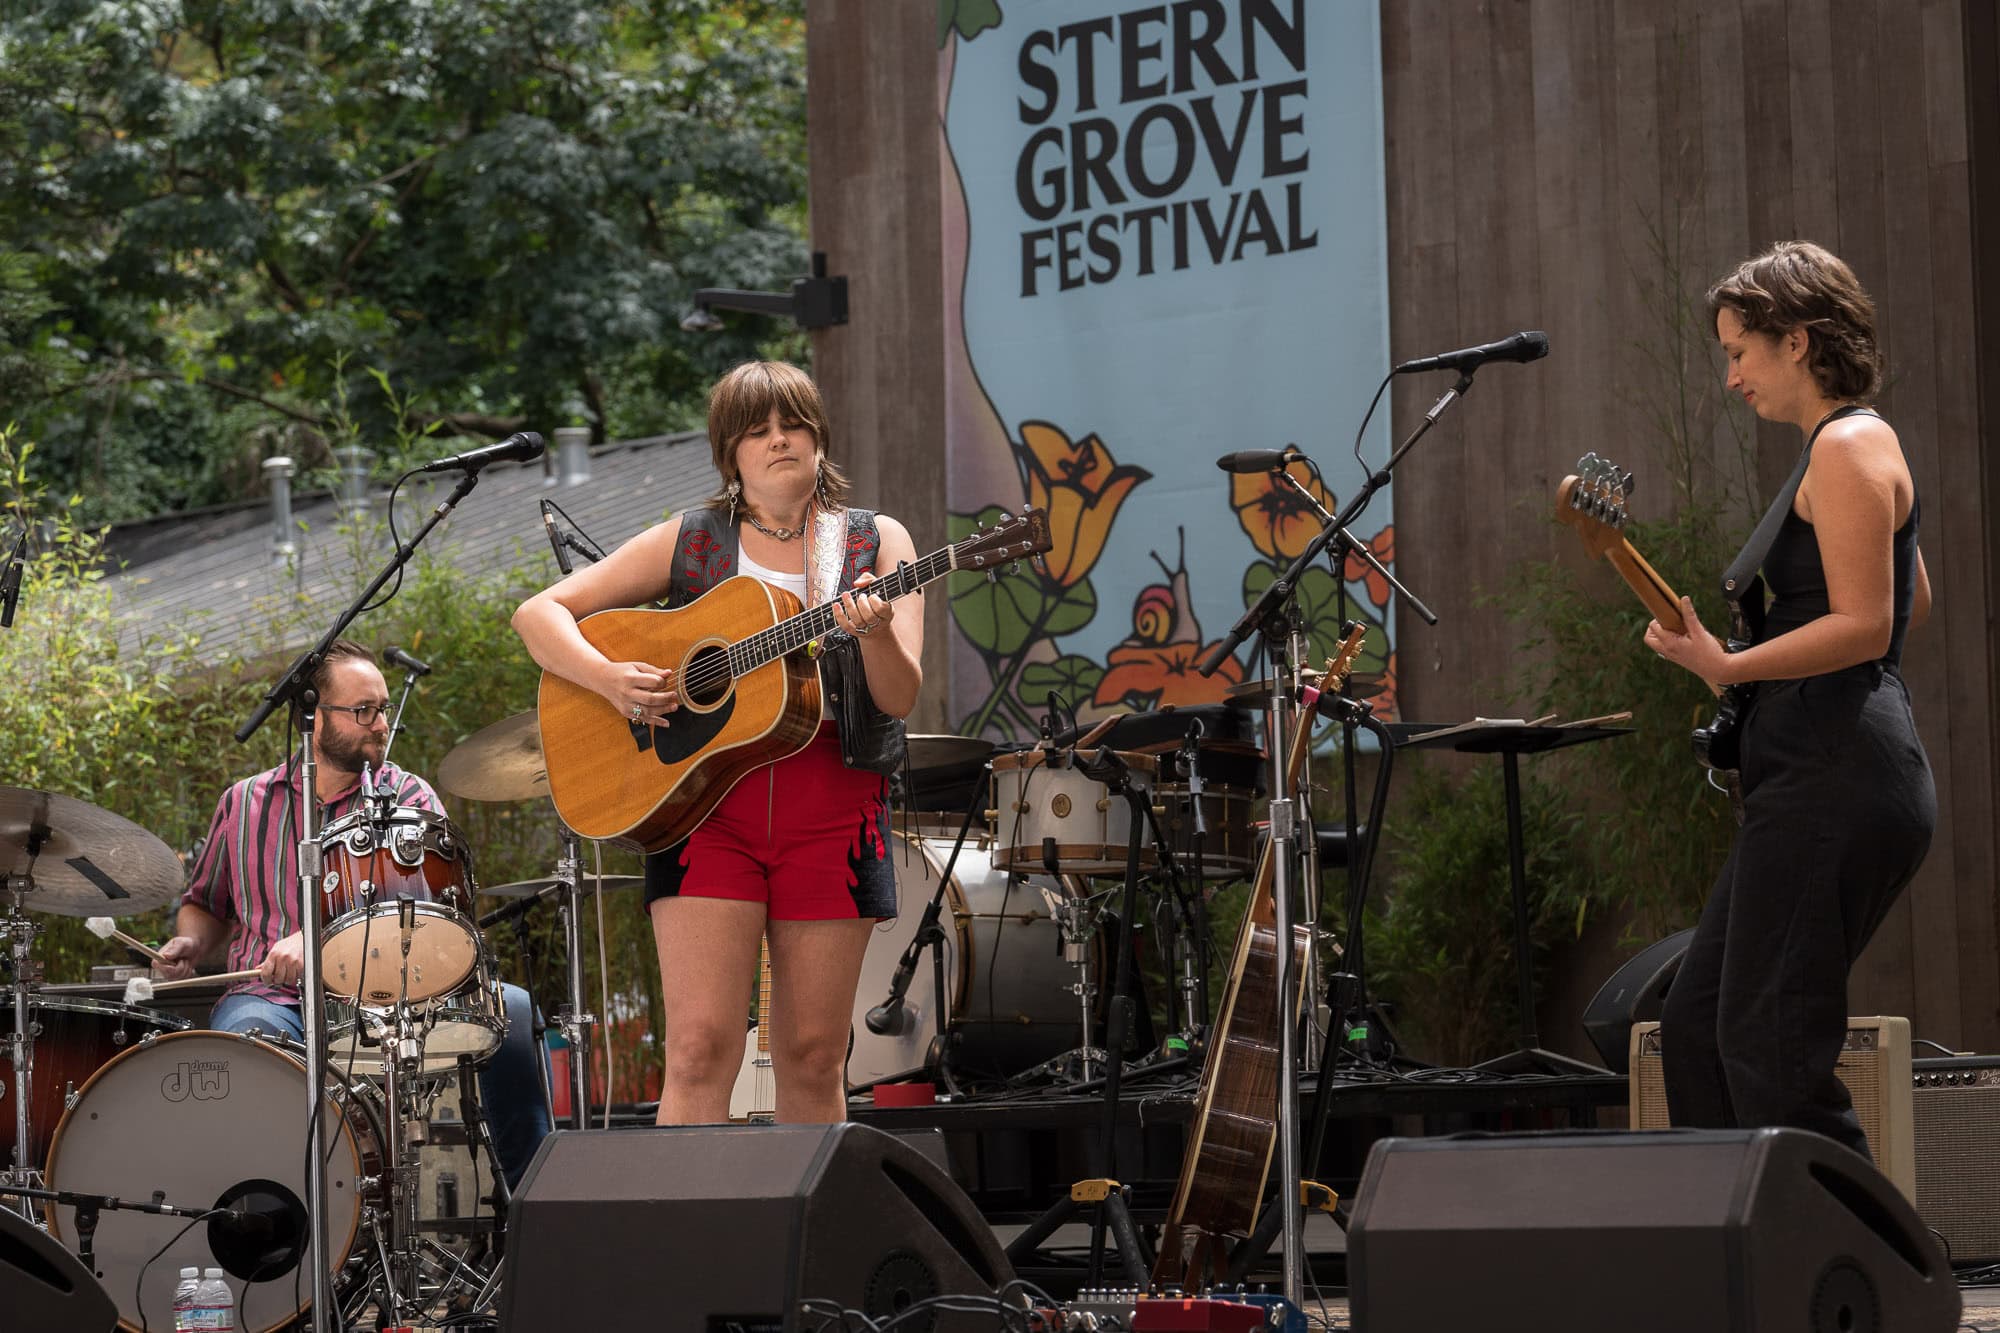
[1007,560,1022,576]
[986,568,999,584]
[1620,468,1636,495]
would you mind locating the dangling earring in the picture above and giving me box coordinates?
[726,478,741,523]
[813,457,830,508]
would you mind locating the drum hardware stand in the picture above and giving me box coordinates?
[552,825,596,1131]
[2,894,44,1221]
[1002,746,1154,1289]
[234,453,499,1330]
[1031,876,1106,1085]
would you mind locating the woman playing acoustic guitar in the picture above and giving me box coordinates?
[1644,241,1933,1159]
[513,360,922,1125]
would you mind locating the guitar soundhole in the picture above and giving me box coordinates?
[682,644,733,708]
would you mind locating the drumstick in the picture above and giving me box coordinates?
[85,916,168,964]
[123,971,260,1005]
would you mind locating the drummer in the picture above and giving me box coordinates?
[155,640,552,1189]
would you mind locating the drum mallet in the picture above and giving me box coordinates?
[86,916,168,965]
[123,971,260,1005]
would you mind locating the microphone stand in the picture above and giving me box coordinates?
[865,773,988,1084]
[1196,369,1475,1306]
[381,662,424,767]
[232,462,488,1331]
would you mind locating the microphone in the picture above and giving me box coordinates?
[1394,330,1549,375]
[382,645,432,677]
[540,498,575,576]
[413,431,546,475]
[1215,446,1302,474]
[0,527,25,629]
[864,996,918,1037]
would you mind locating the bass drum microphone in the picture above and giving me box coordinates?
[207,1179,308,1283]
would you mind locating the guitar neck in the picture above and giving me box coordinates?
[727,545,955,676]
[1603,538,1684,632]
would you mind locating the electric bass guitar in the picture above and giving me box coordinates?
[539,506,1051,852]
[728,939,775,1123]
[1554,453,1751,777]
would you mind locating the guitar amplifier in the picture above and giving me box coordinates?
[1911,1055,2000,1264]
[1628,1017,1915,1201]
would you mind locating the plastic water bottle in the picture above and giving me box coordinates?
[196,1266,236,1331]
[171,1267,202,1333]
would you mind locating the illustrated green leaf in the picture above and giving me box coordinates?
[1022,654,1104,703]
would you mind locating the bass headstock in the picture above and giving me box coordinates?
[1554,452,1636,558]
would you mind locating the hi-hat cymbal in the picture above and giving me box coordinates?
[438,712,547,803]
[905,734,994,772]
[482,874,644,899]
[0,787,183,916]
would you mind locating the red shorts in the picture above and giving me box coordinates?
[642,725,896,920]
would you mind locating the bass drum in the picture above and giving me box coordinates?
[44,1030,381,1333]
[847,827,1093,1088]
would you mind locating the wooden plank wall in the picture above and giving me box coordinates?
[1382,0,1998,1049]
[804,1,1999,1048]
[804,0,953,733]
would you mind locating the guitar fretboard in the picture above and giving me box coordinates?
[724,545,958,677]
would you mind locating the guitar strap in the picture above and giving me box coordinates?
[1718,405,1878,606]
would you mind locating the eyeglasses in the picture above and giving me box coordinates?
[321,702,391,726]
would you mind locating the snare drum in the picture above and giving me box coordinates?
[0,994,187,1169]
[848,831,1095,1087]
[44,1029,382,1333]
[327,947,505,1075]
[988,749,1158,876]
[1154,782,1259,880]
[319,805,480,1004]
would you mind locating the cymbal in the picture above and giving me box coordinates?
[0,787,183,916]
[438,712,547,803]
[482,874,644,899]
[1225,673,1385,709]
[905,734,994,771]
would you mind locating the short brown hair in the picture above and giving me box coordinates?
[1706,241,1883,401]
[701,360,851,513]
[311,639,376,700]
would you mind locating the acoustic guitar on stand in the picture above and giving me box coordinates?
[1554,453,1750,789]
[1152,622,1368,1289]
[539,506,1051,852]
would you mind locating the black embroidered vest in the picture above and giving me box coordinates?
[665,506,907,777]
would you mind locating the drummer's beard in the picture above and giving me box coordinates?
[317,726,386,778]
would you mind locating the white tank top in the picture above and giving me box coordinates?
[737,549,828,719]
[738,549,808,602]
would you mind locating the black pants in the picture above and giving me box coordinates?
[1661,664,1935,1156]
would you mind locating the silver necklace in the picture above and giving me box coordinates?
[743,510,805,541]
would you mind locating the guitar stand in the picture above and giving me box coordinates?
[1002,746,1155,1289]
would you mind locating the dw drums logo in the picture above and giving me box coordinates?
[161,1059,230,1101]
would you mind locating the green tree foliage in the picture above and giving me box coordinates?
[1,427,665,1096]
[0,0,807,525]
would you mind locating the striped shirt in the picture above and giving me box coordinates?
[181,760,441,1004]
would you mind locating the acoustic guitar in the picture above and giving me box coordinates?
[1554,453,1751,779]
[1152,623,1367,1290]
[539,507,1050,852]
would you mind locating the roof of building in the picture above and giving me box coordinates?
[104,430,719,661]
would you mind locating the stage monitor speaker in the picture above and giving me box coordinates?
[1580,927,1693,1073]
[1912,1054,2000,1264]
[1347,1128,1959,1333]
[0,1205,118,1333]
[498,1122,1015,1332]
[1629,1017,1915,1201]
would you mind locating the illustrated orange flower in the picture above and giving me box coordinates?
[1018,421,1151,588]
[1342,524,1397,610]
[1093,640,1246,710]
[1231,460,1335,560]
